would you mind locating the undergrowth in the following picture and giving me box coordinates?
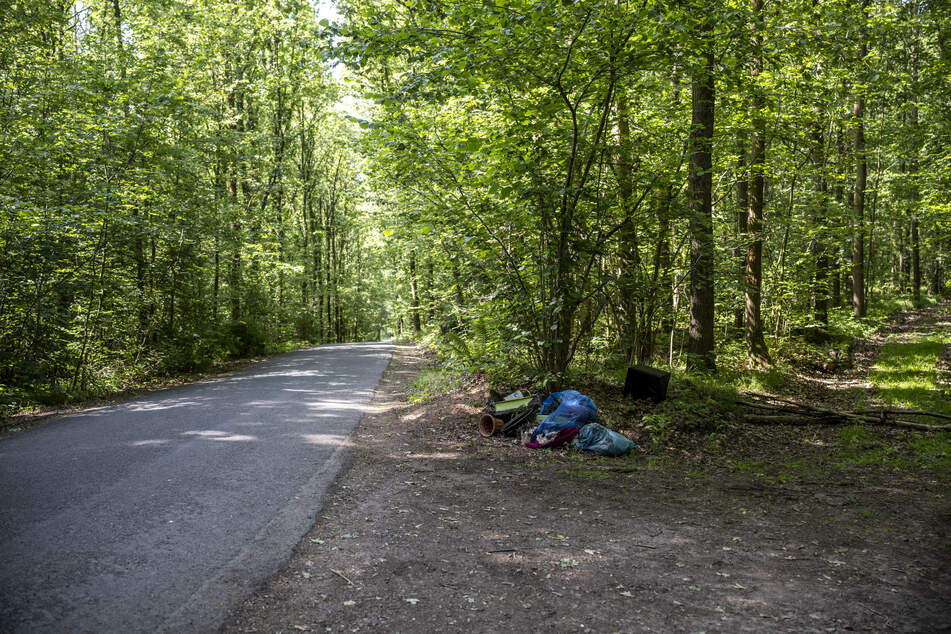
[869,329,951,416]
[407,367,467,403]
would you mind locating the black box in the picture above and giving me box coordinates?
[623,365,670,403]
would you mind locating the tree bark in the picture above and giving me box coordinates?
[734,137,748,331]
[408,254,422,339]
[811,117,830,325]
[851,0,868,318]
[909,14,922,307]
[745,0,771,367]
[615,86,644,363]
[687,20,716,371]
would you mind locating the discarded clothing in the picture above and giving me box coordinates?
[574,422,639,457]
[525,426,580,449]
[530,390,599,442]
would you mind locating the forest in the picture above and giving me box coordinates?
[1,0,949,410]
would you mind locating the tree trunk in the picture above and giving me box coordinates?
[227,65,244,324]
[851,0,868,318]
[811,117,830,324]
[745,0,772,367]
[734,137,749,331]
[408,254,422,339]
[615,86,643,363]
[909,63,922,307]
[912,217,921,305]
[687,22,716,371]
[425,256,435,322]
[833,128,845,308]
[659,60,679,333]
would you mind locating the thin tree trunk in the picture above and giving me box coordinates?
[425,256,435,322]
[811,117,829,325]
[615,86,643,362]
[912,219,921,304]
[851,0,868,318]
[227,66,243,324]
[832,128,845,308]
[659,59,679,333]
[687,21,716,371]
[745,0,771,367]
[909,34,922,307]
[865,149,882,300]
[734,136,749,331]
[408,254,422,338]
[72,219,110,390]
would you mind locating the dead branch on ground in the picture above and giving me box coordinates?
[735,392,951,432]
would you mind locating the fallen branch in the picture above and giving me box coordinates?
[737,393,951,432]
[877,408,951,422]
[882,419,950,432]
[742,414,946,432]
[744,415,837,426]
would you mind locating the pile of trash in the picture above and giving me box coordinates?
[479,389,638,457]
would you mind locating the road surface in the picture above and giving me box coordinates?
[0,342,392,633]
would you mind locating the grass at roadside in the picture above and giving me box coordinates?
[407,367,467,403]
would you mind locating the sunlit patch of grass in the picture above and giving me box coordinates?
[407,367,465,403]
[828,294,938,339]
[869,329,951,416]
[744,367,790,393]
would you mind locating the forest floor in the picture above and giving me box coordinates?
[225,305,951,633]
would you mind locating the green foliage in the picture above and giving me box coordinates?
[342,0,951,382]
[907,432,951,471]
[641,375,739,445]
[4,0,951,423]
[406,368,466,404]
[839,425,951,472]
[0,0,397,410]
[869,329,951,416]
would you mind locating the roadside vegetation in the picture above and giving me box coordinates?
[3,0,949,440]
[408,293,950,484]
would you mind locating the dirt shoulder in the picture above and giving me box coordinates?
[224,345,950,633]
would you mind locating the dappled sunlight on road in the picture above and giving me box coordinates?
[182,430,258,442]
[129,439,172,447]
[0,342,394,634]
[125,399,201,412]
[307,399,375,413]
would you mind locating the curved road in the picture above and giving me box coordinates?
[0,342,392,633]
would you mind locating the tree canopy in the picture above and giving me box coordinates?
[1,0,949,403]
[337,0,950,380]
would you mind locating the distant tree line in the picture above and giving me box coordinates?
[0,0,388,399]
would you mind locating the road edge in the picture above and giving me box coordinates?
[156,344,396,634]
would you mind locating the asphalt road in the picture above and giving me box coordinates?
[0,342,392,633]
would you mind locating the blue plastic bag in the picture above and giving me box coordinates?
[574,423,639,457]
[530,390,599,442]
